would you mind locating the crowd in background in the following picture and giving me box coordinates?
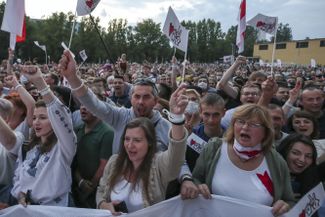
[0,49,324,216]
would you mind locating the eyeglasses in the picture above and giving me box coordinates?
[235,119,264,129]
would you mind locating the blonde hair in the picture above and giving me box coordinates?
[225,104,274,152]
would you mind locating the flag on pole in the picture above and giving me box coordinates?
[247,13,278,35]
[16,17,26,43]
[76,0,101,16]
[236,0,246,54]
[1,0,25,50]
[79,50,88,62]
[34,41,46,52]
[162,7,189,53]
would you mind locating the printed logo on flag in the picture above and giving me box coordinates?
[256,21,276,34]
[77,0,101,16]
[186,133,207,154]
[168,23,183,47]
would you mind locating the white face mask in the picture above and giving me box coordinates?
[185,101,199,114]
[198,82,207,90]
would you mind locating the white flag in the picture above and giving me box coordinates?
[277,59,282,67]
[247,13,278,35]
[34,41,46,52]
[162,7,189,53]
[1,0,25,50]
[236,0,246,54]
[79,50,88,62]
[1,0,25,36]
[76,0,101,16]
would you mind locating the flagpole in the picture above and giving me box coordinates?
[68,11,77,49]
[270,24,278,77]
[173,47,177,56]
[45,50,48,65]
[181,51,187,83]
[89,14,114,64]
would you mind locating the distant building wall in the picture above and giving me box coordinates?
[253,38,325,65]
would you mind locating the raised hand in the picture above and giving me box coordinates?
[58,50,77,80]
[169,83,188,115]
[4,74,19,88]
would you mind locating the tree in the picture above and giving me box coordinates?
[133,19,170,62]
[272,23,292,42]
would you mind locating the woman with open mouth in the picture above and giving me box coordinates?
[192,104,295,216]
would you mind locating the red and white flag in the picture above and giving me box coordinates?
[162,7,189,53]
[76,0,101,16]
[236,0,246,54]
[1,0,25,49]
[247,13,278,35]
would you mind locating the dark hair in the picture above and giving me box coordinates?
[277,133,317,167]
[52,86,77,112]
[108,118,157,201]
[28,100,57,153]
[287,111,319,139]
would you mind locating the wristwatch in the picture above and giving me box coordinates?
[181,175,194,183]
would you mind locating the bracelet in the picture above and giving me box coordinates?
[71,81,84,92]
[78,179,85,188]
[162,109,185,125]
[39,85,51,96]
[14,84,23,91]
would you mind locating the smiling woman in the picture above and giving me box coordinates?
[96,84,188,215]
[277,133,325,217]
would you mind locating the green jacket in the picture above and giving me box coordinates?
[192,137,295,207]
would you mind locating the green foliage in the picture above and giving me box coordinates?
[0,3,293,63]
[271,23,293,42]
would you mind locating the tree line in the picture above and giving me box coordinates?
[0,2,293,64]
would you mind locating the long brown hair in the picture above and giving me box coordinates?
[108,117,157,201]
[28,100,57,153]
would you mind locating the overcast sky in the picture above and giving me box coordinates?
[3,0,325,40]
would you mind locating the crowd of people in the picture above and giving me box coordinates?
[0,48,324,216]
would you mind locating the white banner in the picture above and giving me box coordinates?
[283,183,325,217]
[1,186,324,217]
[311,59,316,68]
[162,7,189,53]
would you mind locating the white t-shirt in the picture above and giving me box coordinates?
[110,178,144,213]
[212,142,274,206]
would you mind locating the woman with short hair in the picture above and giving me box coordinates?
[192,104,295,216]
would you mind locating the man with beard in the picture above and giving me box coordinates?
[267,104,288,147]
[72,104,114,208]
[58,50,171,154]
